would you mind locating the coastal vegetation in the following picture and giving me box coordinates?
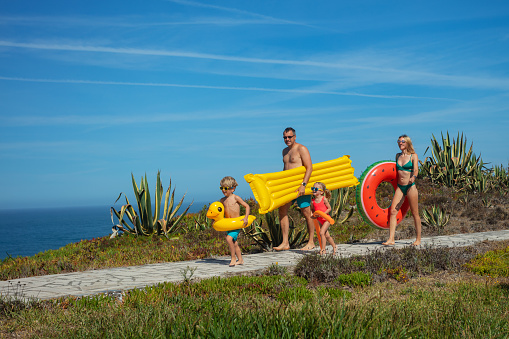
[1,240,508,338]
[1,131,508,280]
[1,131,509,337]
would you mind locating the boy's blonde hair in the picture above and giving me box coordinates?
[220,176,238,188]
[399,134,416,154]
[314,182,331,199]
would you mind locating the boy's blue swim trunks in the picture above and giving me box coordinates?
[292,195,311,208]
[226,229,241,242]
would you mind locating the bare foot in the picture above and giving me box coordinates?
[411,240,421,246]
[300,244,315,251]
[382,241,395,246]
[273,244,290,251]
[332,245,337,255]
[319,249,326,255]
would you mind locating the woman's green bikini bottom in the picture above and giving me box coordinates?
[397,182,415,196]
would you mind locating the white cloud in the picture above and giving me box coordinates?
[2,40,508,92]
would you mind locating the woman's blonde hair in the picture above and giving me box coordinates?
[220,176,238,188]
[399,134,415,154]
[313,182,331,199]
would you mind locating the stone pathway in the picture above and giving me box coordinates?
[1,230,508,300]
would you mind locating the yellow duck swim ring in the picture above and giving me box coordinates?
[206,202,256,232]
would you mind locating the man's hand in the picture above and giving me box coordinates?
[296,185,306,197]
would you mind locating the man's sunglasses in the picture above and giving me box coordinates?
[220,186,233,191]
[311,187,323,192]
[283,135,295,140]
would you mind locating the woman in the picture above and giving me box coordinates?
[382,134,422,246]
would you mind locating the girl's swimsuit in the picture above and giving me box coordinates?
[312,198,330,226]
[396,153,415,196]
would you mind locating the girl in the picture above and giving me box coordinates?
[311,182,337,255]
[382,134,422,246]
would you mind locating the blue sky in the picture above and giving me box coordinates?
[1,0,508,210]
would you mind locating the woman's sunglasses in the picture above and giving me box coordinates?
[397,139,406,144]
[311,187,323,192]
[220,186,233,191]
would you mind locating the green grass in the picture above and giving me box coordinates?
[1,241,509,337]
[335,271,372,287]
[1,273,508,338]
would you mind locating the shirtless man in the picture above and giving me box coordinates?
[273,127,315,251]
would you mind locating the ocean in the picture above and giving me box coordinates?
[0,203,208,260]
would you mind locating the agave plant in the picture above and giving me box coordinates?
[465,168,492,194]
[110,171,192,238]
[492,164,509,189]
[419,132,486,190]
[190,205,213,232]
[329,187,354,224]
[243,211,306,251]
[422,205,450,234]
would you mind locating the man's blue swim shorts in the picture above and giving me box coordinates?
[292,195,311,208]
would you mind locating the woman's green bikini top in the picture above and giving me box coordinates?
[396,153,413,172]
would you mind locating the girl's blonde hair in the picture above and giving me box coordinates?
[399,134,415,154]
[220,176,238,188]
[313,182,331,199]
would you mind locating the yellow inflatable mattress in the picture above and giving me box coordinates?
[244,155,359,214]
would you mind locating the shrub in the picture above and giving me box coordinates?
[384,267,409,283]
[264,262,288,276]
[335,272,372,287]
[464,246,509,277]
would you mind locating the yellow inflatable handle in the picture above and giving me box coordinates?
[206,201,256,232]
[244,155,359,214]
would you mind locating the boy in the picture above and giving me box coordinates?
[219,176,250,267]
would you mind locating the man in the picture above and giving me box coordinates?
[273,127,316,251]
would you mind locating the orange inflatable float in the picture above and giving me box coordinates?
[312,210,334,249]
[355,161,410,229]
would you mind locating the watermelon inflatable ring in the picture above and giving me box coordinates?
[355,161,410,229]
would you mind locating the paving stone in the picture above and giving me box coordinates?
[1,230,508,300]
